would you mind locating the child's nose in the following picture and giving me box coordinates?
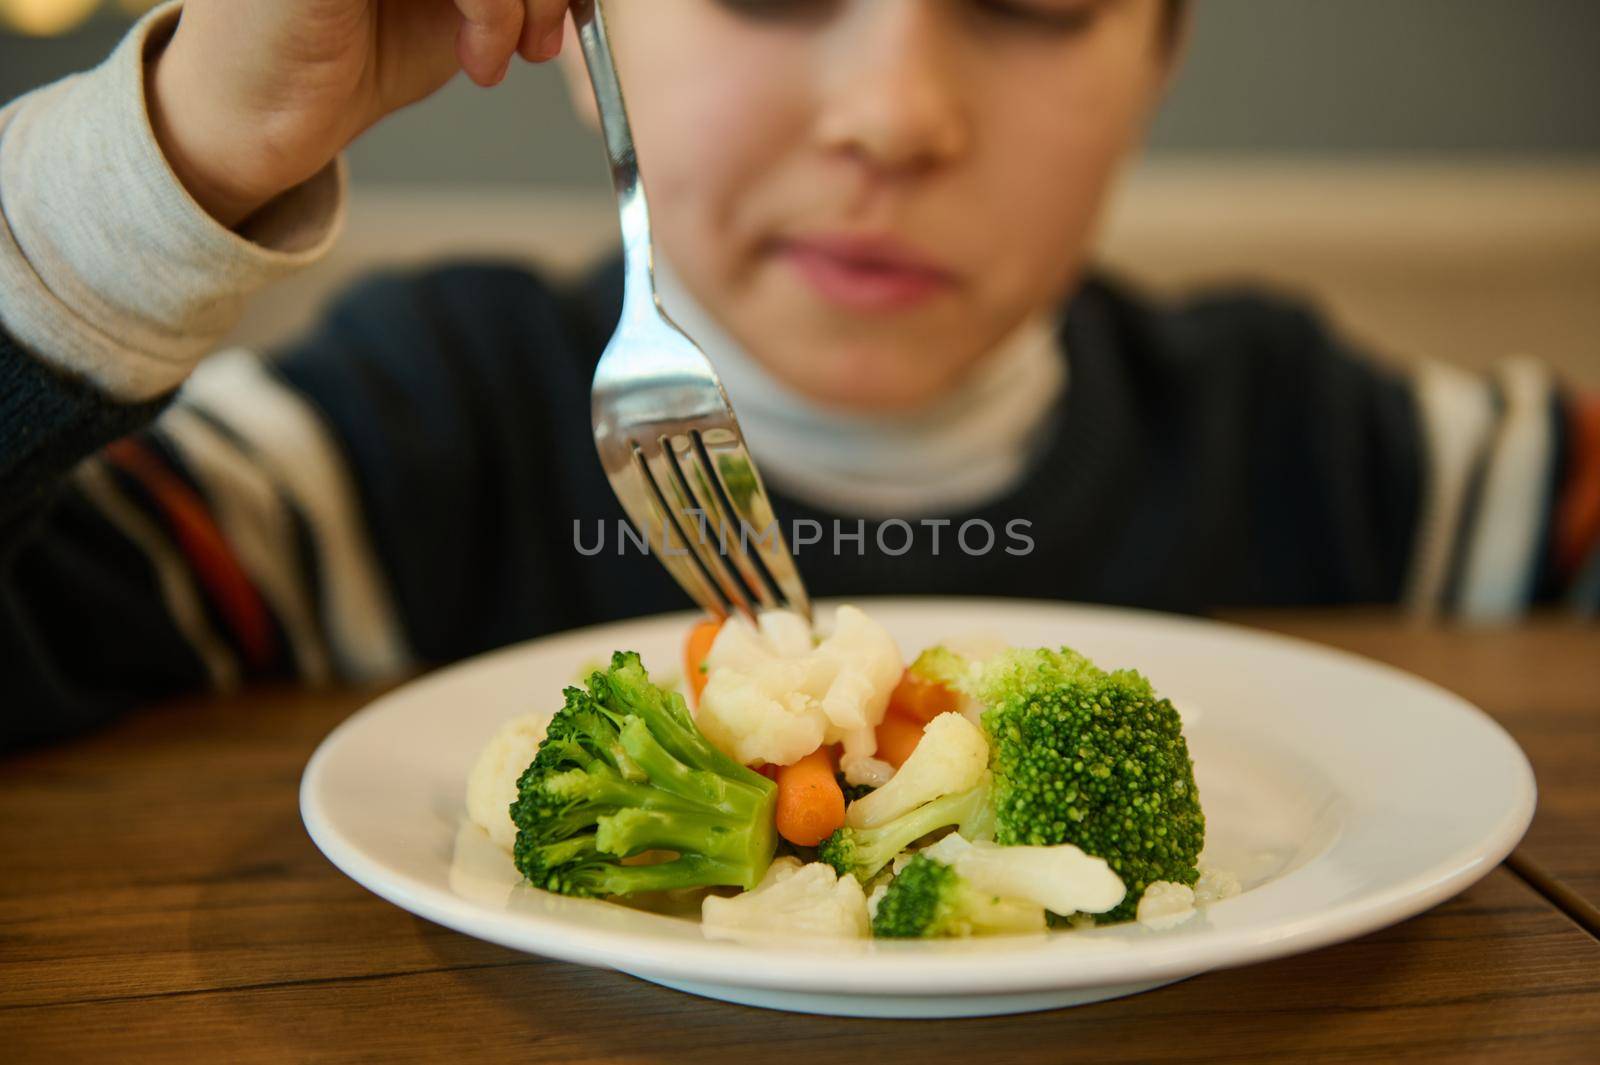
[813,0,971,176]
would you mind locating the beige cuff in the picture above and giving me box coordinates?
[0,1,345,401]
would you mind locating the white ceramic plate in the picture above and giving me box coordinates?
[300,598,1535,1018]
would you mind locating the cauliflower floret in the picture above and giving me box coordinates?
[920,833,1126,916]
[1194,866,1241,905]
[1136,881,1197,930]
[701,858,869,940]
[465,711,552,852]
[812,607,903,729]
[844,712,988,829]
[690,666,829,766]
[696,606,902,773]
[755,609,814,657]
[838,743,896,789]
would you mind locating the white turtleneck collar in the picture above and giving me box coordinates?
[652,259,1068,519]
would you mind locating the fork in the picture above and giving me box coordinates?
[572,0,812,624]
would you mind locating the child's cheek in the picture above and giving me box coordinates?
[634,68,809,277]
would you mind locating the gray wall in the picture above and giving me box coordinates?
[4,0,1598,191]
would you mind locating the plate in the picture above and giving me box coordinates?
[300,598,1535,1018]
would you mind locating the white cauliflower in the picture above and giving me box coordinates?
[1136,881,1197,930]
[844,712,989,829]
[696,606,902,778]
[465,711,551,852]
[701,858,870,940]
[1194,866,1242,905]
[920,833,1127,916]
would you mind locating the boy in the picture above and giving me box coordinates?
[1,0,1595,749]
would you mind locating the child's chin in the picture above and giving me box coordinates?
[770,353,966,414]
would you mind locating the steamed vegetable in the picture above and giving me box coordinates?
[843,712,988,830]
[774,747,847,847]
[701,857,869,940]
[695,607,902,783]
[465,711,551,852]
[923,645,1205,921]
[870,853,1044,938]
[835,772,877,805]
[887,667,962,724]
[511,652,778,896]
[872,711,926,768]
[919,833,1125,918]
[495,607,1211,939]
[818,779,992,884]
[1135,880,1198,930]
[684,617,723,704]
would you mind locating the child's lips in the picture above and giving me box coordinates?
[777,235,958,311]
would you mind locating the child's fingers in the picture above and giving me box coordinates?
[518,0,571,62]
[454,0,527,86]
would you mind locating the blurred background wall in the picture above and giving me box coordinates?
[4,0,1599,382]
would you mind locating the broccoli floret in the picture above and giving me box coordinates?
[971,647,1204,921]
[817,781,990,883]
[907,645,975,688]
[918,832,1126,917]
[511,651,778,897]
[871,853,1044,938]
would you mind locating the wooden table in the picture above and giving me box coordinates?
[3,612,1597,1063]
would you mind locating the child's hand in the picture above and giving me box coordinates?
[149,1,573,228]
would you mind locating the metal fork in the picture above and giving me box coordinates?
[573,0,811,624]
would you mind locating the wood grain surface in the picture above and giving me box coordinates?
[2,612,1598,1063]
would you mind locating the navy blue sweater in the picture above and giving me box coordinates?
[1,259,1586,750]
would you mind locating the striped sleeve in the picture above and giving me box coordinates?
[174,351,409,680]
[2,345,411,746]
[1553,394,1600,615]
[100,350,411,685]
[70,451,244,690]
[1404,356,1600,619]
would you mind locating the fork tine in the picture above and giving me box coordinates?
[651,435,761,622]
[615,445,728,620]
[666,434,782,616]
[693,429,812,622]
[635,440,761,625]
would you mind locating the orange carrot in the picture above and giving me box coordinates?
[874,711,926,769]
[774,747,846,847]
[887,669,961,724]
[684,617,723,705]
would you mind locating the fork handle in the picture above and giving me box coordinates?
[572,0,657,322]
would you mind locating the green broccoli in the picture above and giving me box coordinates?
[511,651,778,897]
[871,853,1043,938]
[970,647,1204,921]
[817,780,991,883]
[907,644,975,688]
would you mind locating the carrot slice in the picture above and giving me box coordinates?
[887,669,961,724]
[684,617,723,705]
[874,711,926,769]
[774,747,846,847]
